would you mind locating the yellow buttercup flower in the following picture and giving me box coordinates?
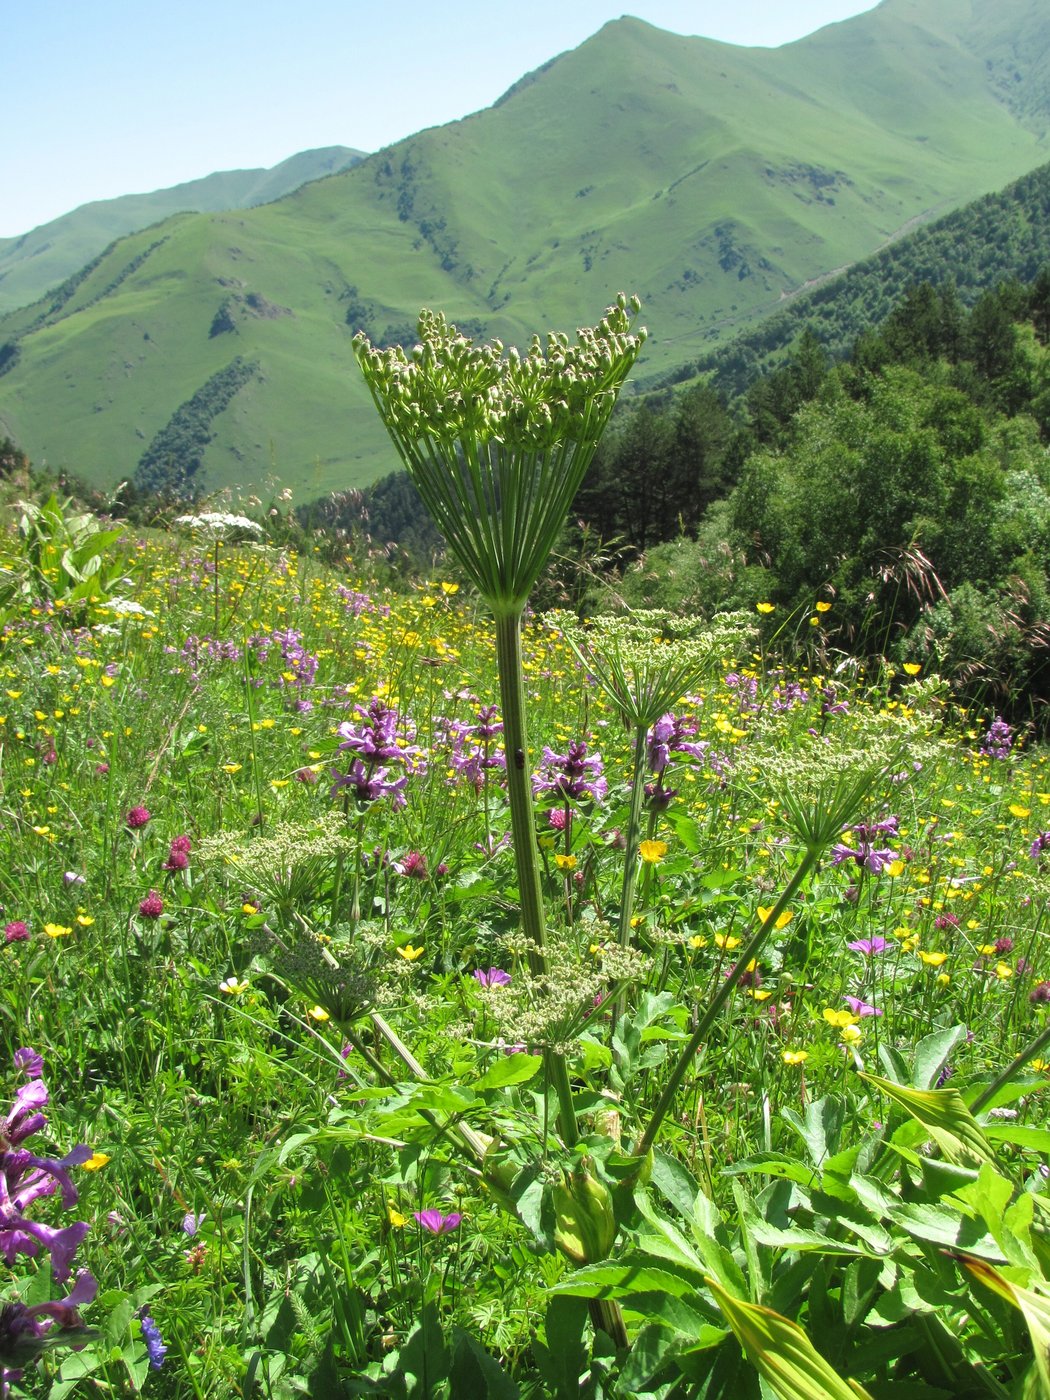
[397,943,424,961]
[782,1049,809,1065]
[917,950,948,967]
[44,923,73,938]
[639,840,668,864]
[1009,804,1031,819]
[815,601,832,613]
[756,602,775,615]
[307,1005,330,1022]
[757,906,793,929]
[902,663,922,676]
[714,933,741,951]
[82,1152,111,1171]
[554,853,578,871]
[823,1008,858,1028]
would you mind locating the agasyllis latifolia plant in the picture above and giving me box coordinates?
[352,301,908,1367]
[354,300,646,1147]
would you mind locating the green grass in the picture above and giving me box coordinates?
[1,1,1049,500]
[3,516,1050,1396]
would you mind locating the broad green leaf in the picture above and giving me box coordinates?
[910,1024,970,1091]
[705,1274,875,1400]
[888,1202,1004,1259]
[548,1256,699,1300]
[474,1053,542,1090]
[860,1072,995,1165]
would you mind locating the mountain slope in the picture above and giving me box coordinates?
[0,147,365,315]
[0,0,1047,499]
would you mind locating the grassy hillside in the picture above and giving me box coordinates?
[0,147,364,315]
[0,0,1048,499]
[657,158,1050,398]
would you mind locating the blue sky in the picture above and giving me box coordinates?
[3,0,880,237]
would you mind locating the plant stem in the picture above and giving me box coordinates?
[633,847,820,1158]
[617,722,650,950]
[493,609,580,1148]
[493,608,548,972]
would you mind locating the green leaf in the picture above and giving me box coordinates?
[474,1053,542,1091]
[910,1025,970,1091]
[705,1274,875,1400]
[548,1256,699,1300]
[450,1328,520,1399]
[534,1295,588,1400]
[860,1072,996,1166]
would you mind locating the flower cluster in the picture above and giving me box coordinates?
[831,817,900,874]
[330,698,427,809]
[981,716,1014,760]
[532,741,607,804]
[0,1050,97,1391]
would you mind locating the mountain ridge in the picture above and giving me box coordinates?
[0,0,1047,498]
[0,146,366,315]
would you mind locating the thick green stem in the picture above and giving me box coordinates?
[493,609,548,974]
[493,609,578,1147]
[633,847,821,1158]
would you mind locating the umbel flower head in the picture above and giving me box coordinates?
[353,298,646,613]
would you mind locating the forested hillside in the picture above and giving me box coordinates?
[340,268,1050,719]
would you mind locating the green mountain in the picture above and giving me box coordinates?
[0,0,1048,500]
[0,147,365,315]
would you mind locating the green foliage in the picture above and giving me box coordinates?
[0,492,133,618]
[133,357,259,497]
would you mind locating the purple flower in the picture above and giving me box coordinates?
[4,922,29,944]
[138,1308,167,1369]
[182,1212,205,1236]
[13,1050,42,1080]
[1031,832,1050,859]
[0,1268,98,1376]
[647,713,707,775]
[125,806,151,830]
[844,995,883,1018]
[532,742,606,803]
[831,843,898,875]
[414,1209,462,1235]
[472,968,512,989]
[980,716,1013,760]
[138,891,164,919]
[846,936,889,956]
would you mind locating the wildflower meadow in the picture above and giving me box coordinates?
[2,304,1050,1399]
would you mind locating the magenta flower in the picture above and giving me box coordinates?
[125,806,151,830]
[414,1210,462,1235]
[162,836,191,872]
[844,995,883,1018]
[472,968,512,989]
[846,936,889,955]
[4,921,29,944]
[138,891,164,919]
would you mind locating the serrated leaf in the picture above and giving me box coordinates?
[474,1053,542,1090]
